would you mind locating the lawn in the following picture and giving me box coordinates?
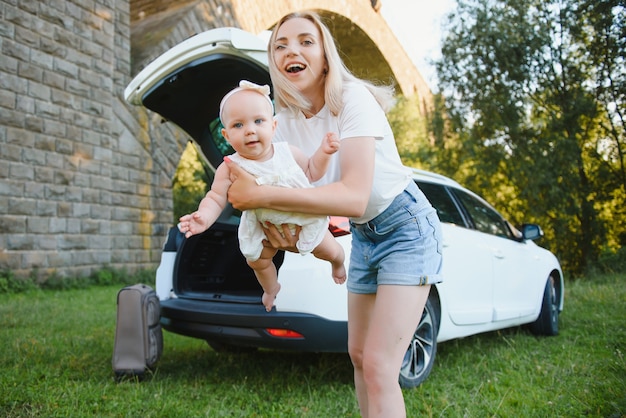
[1,273,624,417]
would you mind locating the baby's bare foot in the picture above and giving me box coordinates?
[262,282,281,312]
[332,263,346,284]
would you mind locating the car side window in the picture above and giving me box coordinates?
[416,181,465,226]
[453,189,512,238]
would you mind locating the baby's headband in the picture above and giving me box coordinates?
[219,80,274,123]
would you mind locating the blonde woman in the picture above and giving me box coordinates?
[225,11,443,417]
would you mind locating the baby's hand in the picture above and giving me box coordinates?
[178,211,209,238]
[322,132,340,155]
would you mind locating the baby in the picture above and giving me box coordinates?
[178,80,346,311]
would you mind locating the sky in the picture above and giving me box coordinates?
[379,0,456,91]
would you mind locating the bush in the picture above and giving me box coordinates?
[586,246,626,276]
[0,270,38,294]
[600,246,626,272]
[0,267,156,294]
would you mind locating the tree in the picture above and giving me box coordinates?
[433,0,625,275]
[388,92,468,177]
[172,142,211,223]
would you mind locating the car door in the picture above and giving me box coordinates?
[417,182,494,326]
[452,189,533,322]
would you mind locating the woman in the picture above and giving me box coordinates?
[225,11,443,417]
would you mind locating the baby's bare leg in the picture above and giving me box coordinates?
[312,231,346,284]
[247,247,281,312]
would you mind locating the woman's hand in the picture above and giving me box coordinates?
[224,157,259,211]
[262,223,301,253]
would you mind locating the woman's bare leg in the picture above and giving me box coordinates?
[348,292,375,416]
[348,285,430,417]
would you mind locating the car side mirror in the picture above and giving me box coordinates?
[521,224,544,241]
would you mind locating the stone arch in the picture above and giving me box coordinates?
[229,0,432,104]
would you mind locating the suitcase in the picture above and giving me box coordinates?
[112,283,163,379]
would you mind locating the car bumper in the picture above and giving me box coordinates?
[160,298,348,352]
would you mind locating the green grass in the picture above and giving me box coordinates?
[1,274,624,417]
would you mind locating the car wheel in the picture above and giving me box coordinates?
[206,340,258,353]
[529,275,559,336]
[398,296,439,389]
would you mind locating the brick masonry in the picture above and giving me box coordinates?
[0,0,431,280]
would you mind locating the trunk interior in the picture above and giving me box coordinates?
[174,221,285,302]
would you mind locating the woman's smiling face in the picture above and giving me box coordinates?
[272,17,327,96]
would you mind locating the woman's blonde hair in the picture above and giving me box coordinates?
[267,10,395,116]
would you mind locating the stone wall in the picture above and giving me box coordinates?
[0,0,172,279]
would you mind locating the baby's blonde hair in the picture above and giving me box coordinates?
[267,10,395,116]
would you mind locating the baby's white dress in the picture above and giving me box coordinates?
[228,142,329,262]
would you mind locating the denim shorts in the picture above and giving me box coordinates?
[347,181,443,294]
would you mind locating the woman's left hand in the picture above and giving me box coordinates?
[224,157,259,211]
[262,223,301,253]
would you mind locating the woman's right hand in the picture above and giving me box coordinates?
[262,223,302,253]
[224,157,260,211]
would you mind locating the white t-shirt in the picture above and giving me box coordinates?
[273,81,411,224]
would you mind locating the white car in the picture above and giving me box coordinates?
[125,28,564,388]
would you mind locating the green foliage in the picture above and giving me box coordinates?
[0,267,156,294]
[589,246,626,275]
[171,141,211,223]
[387,94,431,168]
[1,274,624,416]
[429,0,625,275]
[389,93,468,177]
[0,270,38,294]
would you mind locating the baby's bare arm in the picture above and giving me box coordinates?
[291,132,339,183]
[178,163,232,237]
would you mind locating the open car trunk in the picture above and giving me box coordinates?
[128,29,276,305]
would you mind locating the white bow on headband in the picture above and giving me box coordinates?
[219,80,274,123]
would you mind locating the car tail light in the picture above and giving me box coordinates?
[266,328,304,339]
[328,216,350,237]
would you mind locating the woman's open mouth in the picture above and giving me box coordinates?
[286,63,306,73]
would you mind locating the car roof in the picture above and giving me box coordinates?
[411,168,463,189]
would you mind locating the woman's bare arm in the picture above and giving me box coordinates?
[226,137,375,218]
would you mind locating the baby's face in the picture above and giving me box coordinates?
[220,90,276,161]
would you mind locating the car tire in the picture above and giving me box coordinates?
[529,275,559,336]
[207,340,258,353]
[398,296,439,389]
